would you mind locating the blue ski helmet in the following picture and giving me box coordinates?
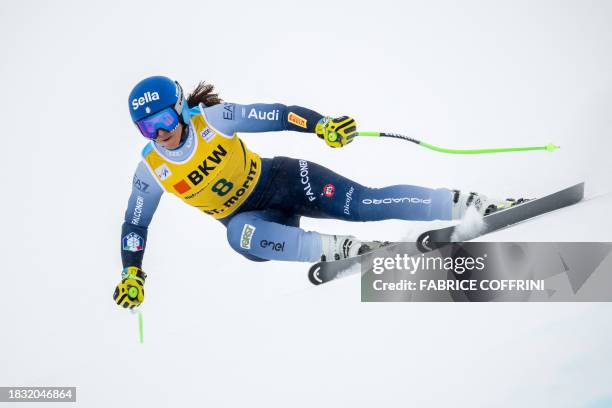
[128,76,192,124]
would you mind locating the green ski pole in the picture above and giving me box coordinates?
[357,131,559,154]
[138,310,144,344]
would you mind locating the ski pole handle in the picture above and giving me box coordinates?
[357,131,559,155]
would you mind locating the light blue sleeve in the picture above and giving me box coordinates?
[203,102,288,135]
[124,160,164,228]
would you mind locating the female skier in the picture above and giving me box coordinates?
[114,76,522,308]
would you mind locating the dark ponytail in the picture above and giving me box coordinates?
[187,81,222,108]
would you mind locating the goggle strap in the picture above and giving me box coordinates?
[174,81,184,117]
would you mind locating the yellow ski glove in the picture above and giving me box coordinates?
[113,266,146,309]
[315,116,357,148]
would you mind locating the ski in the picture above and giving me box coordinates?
[308,182,585,285]
[308,241,403,285]
[416,182,584,252]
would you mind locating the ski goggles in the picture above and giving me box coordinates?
[135,107,180,139]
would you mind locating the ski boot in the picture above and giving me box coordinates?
[319,234,389,262]
[451,190,530,220]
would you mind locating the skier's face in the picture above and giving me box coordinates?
[155,123,183,150]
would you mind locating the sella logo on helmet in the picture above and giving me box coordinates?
[132,91,160,110]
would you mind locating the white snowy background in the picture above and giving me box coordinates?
[2,0,612,406]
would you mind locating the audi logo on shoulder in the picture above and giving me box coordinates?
[362,197,432,205]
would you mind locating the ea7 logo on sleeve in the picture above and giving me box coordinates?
[123,232,144,252]
[240,224,256,249]
[133,176,150,193]
[223,103,235,120]
[155,163,172,181]
[288,112,307,128]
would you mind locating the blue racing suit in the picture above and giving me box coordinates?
[121,102,453,266]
